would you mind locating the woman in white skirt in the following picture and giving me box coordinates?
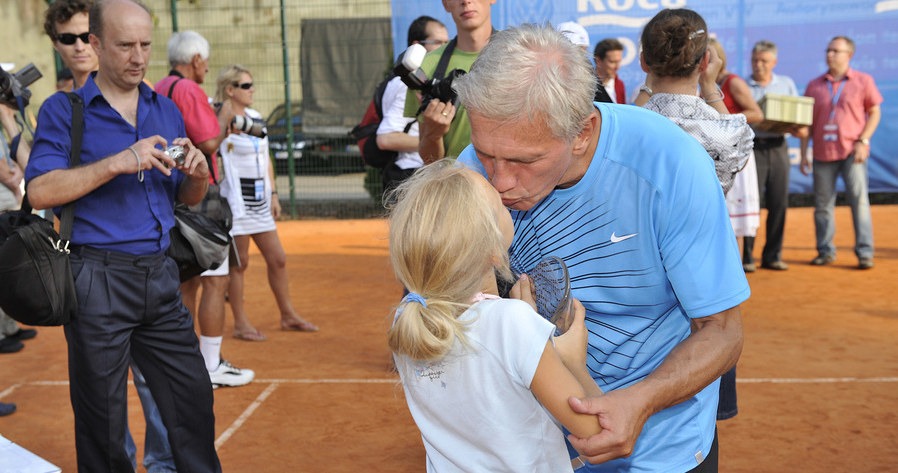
[214,65,318,341]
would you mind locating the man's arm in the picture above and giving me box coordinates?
[28,135,172,209]
[376,132,419,152]
[566,305,743,464]
[418,99,455,163]
[851,105,881,164]
[194,100,235,158]
[174,138,210,206]
[799,135,812,176]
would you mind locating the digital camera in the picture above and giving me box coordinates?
[231,115,267,138]
[0,63,42,109]
[392,43,466,115]
[164,145,186,166]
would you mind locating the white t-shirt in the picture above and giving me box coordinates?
[603,77,617,103]
[394,298,573,472]
[376,76,421,170]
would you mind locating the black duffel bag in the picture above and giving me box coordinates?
[0,208,77,325]
[0,92,82,326]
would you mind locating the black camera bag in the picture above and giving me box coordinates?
[0,92,82,326]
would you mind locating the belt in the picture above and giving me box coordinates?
[71,245,167,268]
[753,136,786,149]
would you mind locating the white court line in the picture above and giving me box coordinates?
[254,378,398,384]
[0,383,21,399]
[215,383,279,450]
[738,377,898,384]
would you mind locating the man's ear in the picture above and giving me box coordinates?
[572,111,598,155]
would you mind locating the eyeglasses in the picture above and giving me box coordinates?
[56,32,90,45]
[825,48,850,54]
[233,82,253,90]
[419,40,448,46]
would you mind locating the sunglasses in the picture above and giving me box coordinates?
[56,32,90,45]
[233,82,253,90]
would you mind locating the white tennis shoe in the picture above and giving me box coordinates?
[209,358,255,388]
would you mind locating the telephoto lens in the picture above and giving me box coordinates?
[231,115,267,138]
[164,145,186,166]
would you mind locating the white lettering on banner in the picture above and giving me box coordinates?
[619,37,638,66]
[578,0,686,12]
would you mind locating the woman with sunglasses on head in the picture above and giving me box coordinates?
[214,64,318,342]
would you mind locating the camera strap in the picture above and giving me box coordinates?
[432,38,457,81]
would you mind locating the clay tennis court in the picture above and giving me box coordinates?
[1,204,896,472]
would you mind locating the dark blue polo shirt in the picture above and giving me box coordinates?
[26,72,187,255]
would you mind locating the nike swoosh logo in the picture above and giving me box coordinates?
[610,232,638,243]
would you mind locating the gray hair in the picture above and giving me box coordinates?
[752,40,778,56]
[167,30,210,67]
[454,23,598,142]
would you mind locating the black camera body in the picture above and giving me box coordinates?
[0,63,42,109]
[392,44,466,115]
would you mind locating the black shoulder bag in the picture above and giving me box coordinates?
[0,92,82,326]
[163,74,233,281]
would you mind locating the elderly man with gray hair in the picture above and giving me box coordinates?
[455,23,747,472]
[743,39,805,272]
[155,30,254,390]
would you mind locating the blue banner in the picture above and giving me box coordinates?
[389,0,898,193]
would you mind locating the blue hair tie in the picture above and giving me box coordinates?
[405,292,427,308]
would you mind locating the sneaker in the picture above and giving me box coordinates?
[742,262,756,273]
[8,329,37,341]
[810,254,835,266]
[761,260,789,271]
[208,358,254,388]
[0,338,24,354]
[858,257,874,270]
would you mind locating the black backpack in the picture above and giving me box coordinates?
[349,73,412,168]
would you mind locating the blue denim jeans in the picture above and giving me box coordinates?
[812,156,874,259]
[126,362,176,473]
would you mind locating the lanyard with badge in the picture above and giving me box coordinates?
[250,135,266,201]
[823,79,845,142]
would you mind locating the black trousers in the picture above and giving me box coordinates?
[66,246,221,473]
[745,138,791,264]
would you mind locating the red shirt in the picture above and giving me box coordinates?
[155,74,222,180]
[804,68,882,162]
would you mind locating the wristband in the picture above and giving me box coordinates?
[127,146,143,182]
[704,83,725,104]
[856,138,870,146]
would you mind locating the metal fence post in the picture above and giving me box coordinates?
[279,0,297,218]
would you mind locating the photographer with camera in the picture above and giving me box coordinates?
[213,64,318,342]
[26,1,220,470]
[403,0,496,163]
[155,30,254,391]
[376,16,448,194]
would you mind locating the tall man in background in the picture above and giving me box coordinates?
[800,36,882,270]
[405,0,495,162]
[155,30,255,387]
[26,1,220,470]
[744,40,804,271]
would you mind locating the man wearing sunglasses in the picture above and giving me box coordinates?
[43,0,97,90]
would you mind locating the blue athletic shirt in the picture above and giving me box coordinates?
[26,72,187,256]
[458,102,750,473]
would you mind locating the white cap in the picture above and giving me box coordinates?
[556,21,590,48]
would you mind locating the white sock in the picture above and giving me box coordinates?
[199,335,223,372]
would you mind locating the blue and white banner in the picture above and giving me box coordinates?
[389,0,898,193]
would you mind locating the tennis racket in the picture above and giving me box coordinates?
[529,256,573,335]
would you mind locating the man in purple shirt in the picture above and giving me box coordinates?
[800,36,882,270]
[25,1,221,471]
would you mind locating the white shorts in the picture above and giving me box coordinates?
[201,254,229,277]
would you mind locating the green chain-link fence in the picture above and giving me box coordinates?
[145,0,394,218]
